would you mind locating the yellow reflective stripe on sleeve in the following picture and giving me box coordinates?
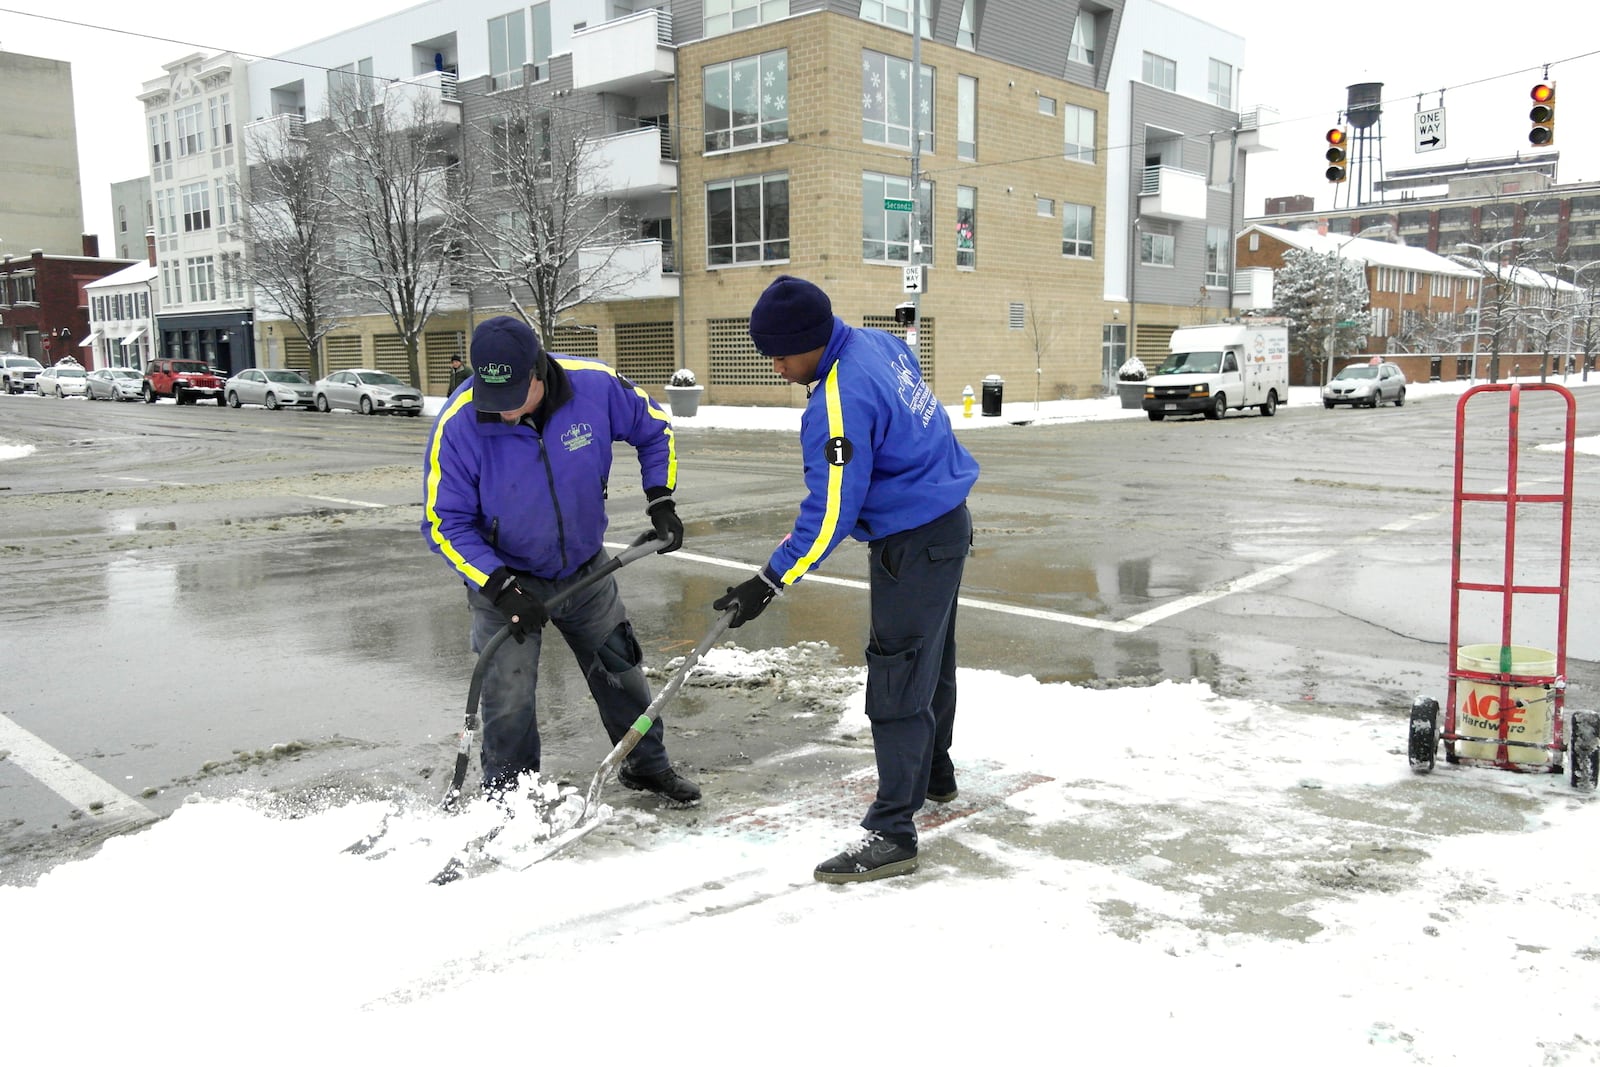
[424,389,491,587]
[780,365,845,586]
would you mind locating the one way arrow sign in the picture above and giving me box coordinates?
[1414,108,1446,154]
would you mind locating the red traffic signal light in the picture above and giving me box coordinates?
[1529,83,1556,146]
[1324,127,1349,183]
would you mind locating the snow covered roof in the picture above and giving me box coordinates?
[1449,257,1581,293]
[84,261,158,289]
[1245,224,1480,278]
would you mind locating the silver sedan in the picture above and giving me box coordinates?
[1322,361,1408,409]
[312,369,424,416]
[226,368,316,410]
[86,367,146,401]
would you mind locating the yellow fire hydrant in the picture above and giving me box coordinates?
[962,384,974,418]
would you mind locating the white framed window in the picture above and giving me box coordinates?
[704,0,789,38]
[213,178,229,228]
[706,172,790,266]
[1062,203,1094,258]
[180,181,211,232]
[328,58,375,119]
[957,75,977,160]
[1431,273,1452,297]
[1142,52,1176,91]
[862,50,934,153]
[862,171,933,264]
[956,0,976,50]
[488,9,526,91]
[956,186,976,268]
[1070,9,1096,65]
[174,103,204,157]
[186,255,216,303]
[1063,105,1095,163]
[704,50,788,153]
[1205,225,1229,287]
[1140,223,1175,266]
[1036,197,1054,217]
[1371,306,1392,337]
[1207,59,1232,109]
[1037,94,1056,117]
[531,3,552,81]
[860,0,930,36]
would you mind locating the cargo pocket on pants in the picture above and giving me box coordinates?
[864,637,924,722]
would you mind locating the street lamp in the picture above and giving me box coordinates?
[1325,223,1393,386]
[1452,238,1527,384]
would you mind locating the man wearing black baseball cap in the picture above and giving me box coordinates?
[423,315,697,805]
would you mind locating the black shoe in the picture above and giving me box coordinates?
[926,780,959,804]
[617,764,702,806]
[813,832,918,884]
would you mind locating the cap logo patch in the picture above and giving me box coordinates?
[479,362,515,385]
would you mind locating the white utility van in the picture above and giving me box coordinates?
[1141,319,1289,421]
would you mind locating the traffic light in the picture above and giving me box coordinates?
[1324,127,1349,183]
[1529,83,1556,146]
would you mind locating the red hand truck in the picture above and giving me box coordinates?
[1408,382,1597,790]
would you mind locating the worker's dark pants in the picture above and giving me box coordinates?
[466,548,668,793]
[860,503,971,845]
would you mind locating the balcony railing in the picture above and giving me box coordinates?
[571,8,676,95]
[1138,165,1208,220]
[383,70,461,127]
[1235,106,1278,153]
[580,126,678,198]
[577,239,679,302]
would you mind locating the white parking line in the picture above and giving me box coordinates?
[0,715,159,831]
[304,494,387,509]
[607,503,1451,636]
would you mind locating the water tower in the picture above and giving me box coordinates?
[1339,82,1385,208]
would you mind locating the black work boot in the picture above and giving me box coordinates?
[617,763,702,806]
[925,777,959,804]
[813,832,918,884]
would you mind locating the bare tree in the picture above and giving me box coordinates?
[1393,309,1458,355]
[453,91,652,341]
[1520,266,1578,380]
[322,79,462,387]
[1021,283,1066,405]
[1453,238,1550,383]
[238,120,346,381]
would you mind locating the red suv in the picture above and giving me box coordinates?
[144,359,227,405]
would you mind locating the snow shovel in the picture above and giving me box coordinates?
[480,607,737,875]
[343,531,665,856]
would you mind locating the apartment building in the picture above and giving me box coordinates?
[137,52,254,375]
[109,178,155,263]
[0,51,86,257]
[186,0,1273,404]
[1103,0,1272,383]
[0,240,137,367]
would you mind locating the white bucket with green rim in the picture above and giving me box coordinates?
[1454,644,1557,764]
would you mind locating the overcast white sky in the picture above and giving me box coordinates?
[0,0,1595,247]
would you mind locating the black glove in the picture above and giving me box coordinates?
[714,569,782,628]
[485,567,548,643]
[644,489,683,554]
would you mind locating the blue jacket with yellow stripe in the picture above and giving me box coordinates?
[765,318,979,588]
[422,356,676,586]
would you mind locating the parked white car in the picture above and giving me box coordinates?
[37,362,89,398]
[226,368,316,410]
[86,367,146,401]
[312,369,424,416]
[1323,361,1408,409]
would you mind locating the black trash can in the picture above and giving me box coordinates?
[981,374,1004,416]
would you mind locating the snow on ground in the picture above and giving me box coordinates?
[2,649,1596,1064]
[2,373,1596,1063]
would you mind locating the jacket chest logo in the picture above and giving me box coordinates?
[561,422,595,452]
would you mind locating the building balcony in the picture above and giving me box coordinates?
[1138,165,1208,221]
[243,113,306,158]
[577,240,679,302]
[1232,267,1275,311]
[571,8,675,96]
[580,126,677,198]
[383,70,461,128]
[1235,106,1279,153]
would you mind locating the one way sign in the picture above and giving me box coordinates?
[1414,108,1446,154]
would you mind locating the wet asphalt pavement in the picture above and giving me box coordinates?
[2,389,1597,886]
